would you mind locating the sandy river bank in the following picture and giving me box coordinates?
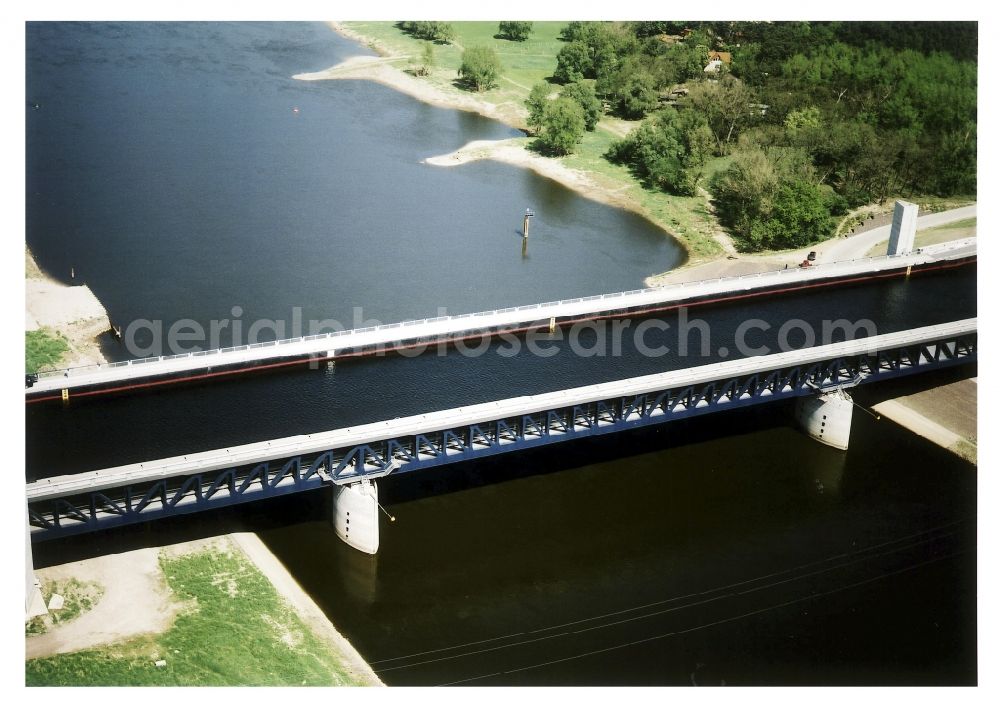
[299,24,722,276]
[25,248,110,370]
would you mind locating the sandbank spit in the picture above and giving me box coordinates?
[298,25,709,275]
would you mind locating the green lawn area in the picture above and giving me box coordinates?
[342,21,723,260]
[26,547,364,686]
[348,21,567,96]
[25,329,69,373]
[864,217,977,257]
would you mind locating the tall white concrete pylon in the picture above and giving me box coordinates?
[887,200,919,256]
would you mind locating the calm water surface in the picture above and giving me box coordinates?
[255,396,976,686]
[26,21,682,337]
[25,266,976,479]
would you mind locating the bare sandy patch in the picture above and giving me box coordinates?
[25,248,110,368]
[424,138,606,199]
[295,54,526,128]
[423,138,695,247]
[328,22,391,56]
[26,533,382,685]
[25,543,189,660]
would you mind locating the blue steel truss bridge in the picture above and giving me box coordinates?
[27,318,976,546]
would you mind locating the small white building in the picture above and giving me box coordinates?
[703,50,732,74]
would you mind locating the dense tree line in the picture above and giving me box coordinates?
[533,20,976,251]
[710,148,840,250]
[607,108,712,195]
[401,20,976,250]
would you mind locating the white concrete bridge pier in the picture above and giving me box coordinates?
[332,480,381,555]
[795,389,856,451]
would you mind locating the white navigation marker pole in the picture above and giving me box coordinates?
[522,208,534,257]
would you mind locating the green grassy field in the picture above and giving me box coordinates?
[26,546,364,686]
[343,21,723,260]
[25,329,69,373]
[348,21,567,96]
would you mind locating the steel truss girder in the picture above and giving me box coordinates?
[29,333,976,540]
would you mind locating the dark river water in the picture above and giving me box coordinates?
[26,21,683,335]
[25,22,976,686]
[25,265,976,479]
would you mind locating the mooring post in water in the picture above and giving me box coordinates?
[523,208,534,239]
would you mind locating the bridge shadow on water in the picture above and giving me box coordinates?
[378,401,795,507]
[33,362,977,572]
[32,399,797,569]
[30,367,978,686]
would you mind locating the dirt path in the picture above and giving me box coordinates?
[26,544,185,660]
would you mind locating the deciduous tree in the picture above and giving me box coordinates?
[459,46,502,92]
[412,41,435,76]
[499,21,533,42]
[525,83,551,135]
[399,21,455,44]
[538,98,586,155]
[607,108,713,195]
[597,57,659,119]
[711,148,834,250]
[554,42,591,83]
[560,82,602,131]
[684,75,758,151]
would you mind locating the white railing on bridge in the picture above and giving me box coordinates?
[27,318,977,500]
[30,239,975,385]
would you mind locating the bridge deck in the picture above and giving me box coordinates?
[25,239,976,399]
[27,318,976,503]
